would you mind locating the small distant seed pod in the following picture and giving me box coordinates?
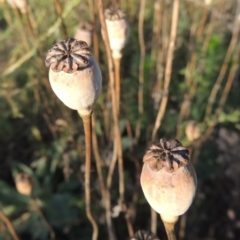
[45,38,102,115]
[130,230,160,240]
[185,120,201,142]
[74,22,93,47]
[140,139,197,223]
[6,0,27,13]
[15,173,33,196]
[103,8,130,59]
[204,0,212,5]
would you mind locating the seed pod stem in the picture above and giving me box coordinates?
[114,57,121,114]
[0,208,19,240]
[78,111,98,240]
[32,199,56,240]
[162,219,177,240]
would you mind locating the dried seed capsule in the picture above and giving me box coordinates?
[74,22,93,47]
[185,120,201,142]
[45,38,102,115]
[15,173,33,196]
[140,139,197,222]
[103,8,130,59]
[6,0,27,13]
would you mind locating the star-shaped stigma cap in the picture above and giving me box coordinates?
[45,38,92,73]
[143,139,189,172]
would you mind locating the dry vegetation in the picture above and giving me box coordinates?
[0,0,240,239]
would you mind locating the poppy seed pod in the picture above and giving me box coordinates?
[185,120,201,142]
[74,22,93,47]
[103,8,129,59]
[45,38,102,115]
[15,173,33,196]
[140,139,197,223]
[6,0,27,13]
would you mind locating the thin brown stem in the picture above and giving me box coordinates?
[151,208,157,233]
[179,214,187,240]
[163,221,177,240]
[98,0,134,236]
[92,114,116,240]
[12,7,30,50]
[204,0,240,120]
[150,0,162,64]
[135,0,146,143]
[0,208,19,240]
[32,198,55,240]
[79,113,98,240]
[152,0,180,140]
[114,57,121,114]
[54,0,68,39]
[88,0,99,61]
[1,1,13,26]
[218,44,240,109]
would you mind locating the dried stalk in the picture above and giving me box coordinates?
[218,44,240,110]
[79,113,98,240]
[88,0,99,61]
[92,114,116,240]
[12,7,30,50]
[135,0,146,143]
[98,0,134,236]
[32,199,55,240]
[151,0,180,139]
[204,0,240,119]
[0,208,19,240]
[150,0,162,65]
[176,4,211,138]
[163,221,177,240]
[1,1,13,26]
[152,1,168,111]
[54,0,68,39]
[114,57,121,114]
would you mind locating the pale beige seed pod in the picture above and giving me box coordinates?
[140,139,197,223]
[185,120,201,142]
[45,38,102,116]
[74,22,93,47]
[6,0,27,13]
[103,8,130,59]
[15,173,33,196]
[204,0,212,6]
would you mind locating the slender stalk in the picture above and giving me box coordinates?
[176,3,211,138]
[151,0,180,140]
[151,207,157,233]
[88,0,99,61]
[98,0,134,236]
[54,0,68,39]
[79,113,98,240]
[32,198,55,240]
[204,0,240,120]
[0,208,19,240]
[92,114,116,240]
[135,0,146,143]
[97,0,124,205]
[218,44,240,110]
[179,214,187,240]
[1,1,13,26]
[12,7,30,50]
[163,221,177,240]
[150,0,162,64]
[114,57,121,114]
